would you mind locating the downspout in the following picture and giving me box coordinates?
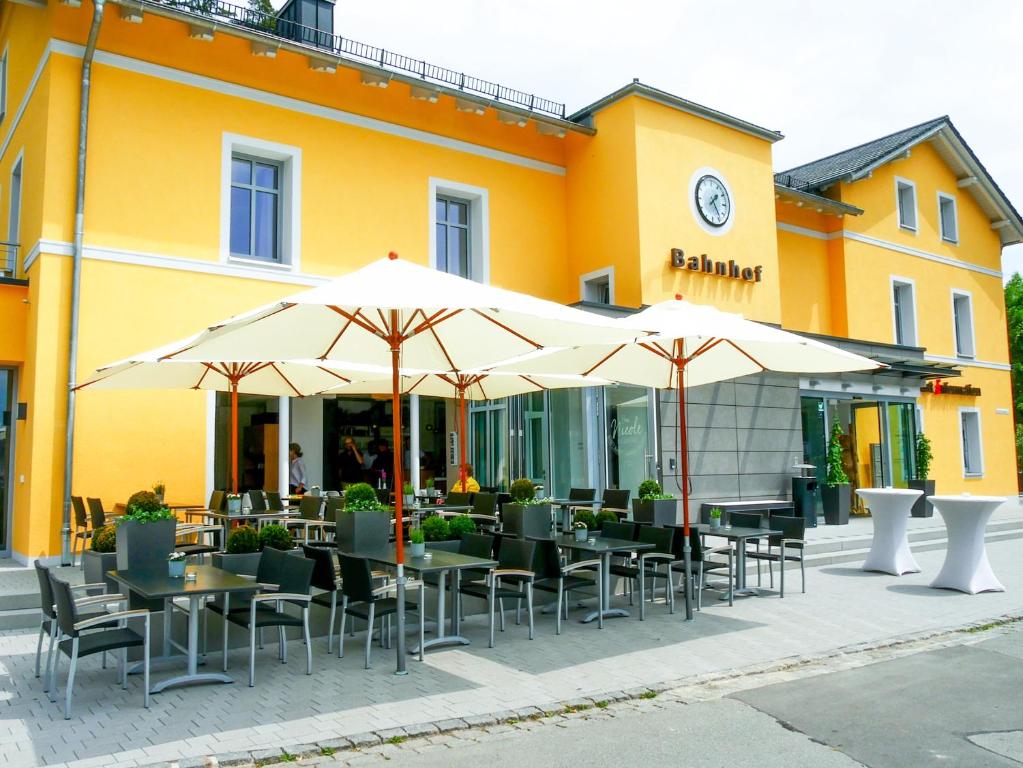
[61,0,106,565]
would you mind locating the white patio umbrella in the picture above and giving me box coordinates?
[488,296,883,619]
[153,253,640,671]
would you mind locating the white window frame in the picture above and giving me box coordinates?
[580,267,615,305]
[958,407,984,478]
[8,149,22,270]
[895,177,918,233]
[220,133,301,270]
[428,177,489,284]
[890,276,918,347]
[951,289,976,359]
[0,45,8,125]
[937,191,958,244]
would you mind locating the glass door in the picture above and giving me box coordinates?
[470,401,508,490]
[605,386,655,493]
[885,402,917,488]
[0,369,14,553]
[549,388,593,498]
[523,392,548,490]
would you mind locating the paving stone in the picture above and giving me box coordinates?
[431,718,468,732]
[214,753,255,767]
[344,732,381,749]
[315,738,352,751]
[401,722,439,738]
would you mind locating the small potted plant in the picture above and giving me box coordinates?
[152,481,166,504]
[213,524,261,575]
[573,510,598,534]
[403,482,415,509]
[167,551,187,578]
[409,526,426,557]
[115,490,176,574]
[421,514,450,541]
[336,482,390,552]
[632,479,678,526]
[595,509,619,531]
[83,524,119,594]
[908,433,935,518]
[573,520,588,542]
[822,422,851,525]
[448,513,476,539]
[425,477,437,498]
[502,478,551,539]
[709,507,723,530]
[225,493,242,515]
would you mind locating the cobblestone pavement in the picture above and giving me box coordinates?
[1,539,1021,768]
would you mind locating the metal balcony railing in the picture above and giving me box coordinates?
[147,0,568,119]
[0,241,18,279]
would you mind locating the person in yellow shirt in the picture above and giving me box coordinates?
[451,464,481,493]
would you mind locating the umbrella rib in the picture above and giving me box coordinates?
[423,320,458,372]
[582,344,627,376]
[328,306,385,337]
[470,309,543,350]
[161,304,297,360]
[320,315,355,360]
[401,309,425,337]
[268,363,303,398]
[476,377,490,401]
[723,339,767,370]
[404,374,430,394]
[315,366,352,383]
[683,338,722,365]
[192,366,212,390]
[518,374,547,391]
[639,341,674,361]
[411,308,461,336]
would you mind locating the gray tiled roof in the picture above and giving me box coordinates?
[775,116,948,190]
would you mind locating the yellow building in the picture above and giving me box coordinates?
[0,0,1020,562]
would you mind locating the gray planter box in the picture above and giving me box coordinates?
[908,479,935,517]
[821,483,851,525]
[632,498,679,526]
[82,549,118,595]
[212,550,262,576]
[115,519,176,573]
[335,509,390,553]
[502,503,551,539]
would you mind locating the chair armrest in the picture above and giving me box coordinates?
[75,608,149,631]
[601,507,628,514]
[562,558,601,574]
[237,576,278,591]
[75,593,127,608]
[705,545,733,556]
[490,569,534,581]
[781,538,804,547]
[70,583,109,593]
[639,552,675,563]
[251,592,311,604]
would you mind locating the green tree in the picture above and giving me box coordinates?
[248,0,276,30]
[1006,273,1023,423]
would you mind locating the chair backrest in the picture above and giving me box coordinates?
[209,490,226,513]
[49,576,81,639]
[459,532,495,560]
[299,495,323,520]
[301,544,338,592]
[324,497,344,521]
[71,496,88,529]
[338,553,376,603]
[770,515,805,546]
[325,490,340,498]
[568,487,596,502]
[375,488,391,506]
[248,490,267,513]
[497,537,536,572]
[35,562,56,620]
[730,512,762,530]
[255,548,284,586]
[86,498,105,529]
[472,493,497,516]
[531,538,561,580]
[479,485,498,494]
[637,525,673,553]
[267,491,284,512]
[276,552,315,595]
[602,521,636,542]
[602,488,630,510]
[445,492,471,507]
[670,526,703,562]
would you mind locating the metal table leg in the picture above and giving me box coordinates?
[411,568,472,653]
[582,552,629,622]
[150,595,233,693]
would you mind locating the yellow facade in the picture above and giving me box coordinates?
[1,0,1019,560]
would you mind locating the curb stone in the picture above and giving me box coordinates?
[343,732,381,749]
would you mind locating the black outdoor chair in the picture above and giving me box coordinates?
[71,496,92,567]
[669,527,734,608]
[286,495,325,542]
[209,489,226,512]
[47,574,151,719]
[337,553,425,668]
[607,526,675,619]
[531,538,603,634]
[600,489,631,520]
[601,521,638,541]
[745,515,807,597]
[470,493,499,529]
[266,491,284,512]
[86,497,106,529]
[569,487,597,502]
[248,490,268,513]
[458,537,536,647]
[728,511,765,583]
[445,491,472,508]
[302,544,342,652]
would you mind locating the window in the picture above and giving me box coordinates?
[896,178,917,231]
[891,278,917,346]
[580,268,614,304]
[230,155,281,262]
[938,193,958,243]
[0,47,7,124]
[959,409,983,477]
[435,196,471,279]
[952,291,975,358]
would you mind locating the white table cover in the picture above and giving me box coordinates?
[929,495,1006,594]
[856,488,923,576]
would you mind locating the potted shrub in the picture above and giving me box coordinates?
[258,524,295,551]
[167,551,187,578]
[213,524,262,575]
[595,509,619,531]
[425,477,437,498]
[335,482,390,552]
[83,524,119,594]
[908,433,935,518]
[822,422,851,525]
[709,507,723,530]
[448,514,476,539]
[502,478,551,539]
[115,490,176,574]
[409,526,426,558]
[632,479,678,526]
[152,481,166,504]
[573,520,588,542]
[573,509,598,534]
[421,515,450,542]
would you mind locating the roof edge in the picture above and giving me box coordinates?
[774,183,863,216]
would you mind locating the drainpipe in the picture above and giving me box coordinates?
[61,0,106,565]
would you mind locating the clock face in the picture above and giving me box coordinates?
[695,175,731,227]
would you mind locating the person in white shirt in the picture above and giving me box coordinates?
[289,442,307,494]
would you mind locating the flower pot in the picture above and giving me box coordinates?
[82,549,119,595]
[502,503,552,539]
[403,494,414,508]
[632,498,679,526]
[411,541,426,557]
[574,527,588,542]
[822,483,851,525]
[115,519,176,574]
[709,517,721,530]
[226,497,242,515]
[428,540,461,553]
[168,559,186,578]
[212,551,262,577]
[907,479,935,517]
[335,509,390,553]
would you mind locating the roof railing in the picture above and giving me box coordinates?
[146,0,567,119]
[0,241,20,279]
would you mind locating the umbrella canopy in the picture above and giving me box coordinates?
[488,297,883,619]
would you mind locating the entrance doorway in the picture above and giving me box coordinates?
[470,400,507,490]
[0,368,14,554]
[214,393,281,493]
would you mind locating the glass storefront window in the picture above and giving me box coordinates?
[549,388,592,498]
[470,402,508,490]
[523,392,548,489]
[886,402,917,488]
[605,386,654,493]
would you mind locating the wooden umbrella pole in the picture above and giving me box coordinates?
[388,309,408,675]
[231,378,239,494]
[458,384,468,492]
[677,342,694,621]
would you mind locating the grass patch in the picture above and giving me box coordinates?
[965,622,1001,634]
[388,735,406,745]
[595,700,609,709]
[639,691,658,700]
[320,747,337,756]
[506,718,520,725]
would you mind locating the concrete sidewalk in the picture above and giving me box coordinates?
[0,534,1021,768]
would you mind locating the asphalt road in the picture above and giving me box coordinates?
[382,626,1023,768]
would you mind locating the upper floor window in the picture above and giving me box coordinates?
[959,408,983,477]
[230,155,281,262]
[896,178,917,232]
[891,278,917,346]
[938,193,958,243]
[952,290,975,358]
[436,196,471,279]
[580,268,614,305]
[0,48,8,124]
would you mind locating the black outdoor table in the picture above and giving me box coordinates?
[549,534,654,622]
[353,545,497,654]
[109,565,257,692]
[701,525,782,598]
[550,498,601,532]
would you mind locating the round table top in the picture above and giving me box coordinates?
[855,487,923,499]
[929,494,1007,505]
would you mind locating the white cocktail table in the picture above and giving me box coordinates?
[856,487,923,575]
[929,495,1006,594]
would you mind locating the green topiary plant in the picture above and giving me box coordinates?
[258,524,294,551]
[91,524,117,553]
[523,496,552,506]
[448,514,476,538]
[120,490,174,523]
[825,422,850,486]
[421,515,450,542]
[409,527,425,544]
[402,482,415,496]
[226,524,259,554]
[573,510,598,531]
[638,479,662,499]
[509,478,536,502]
[915,433,933,480]
[344,482,383,511]
[596,509,619,529]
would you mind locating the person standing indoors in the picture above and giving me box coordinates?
[289,442,307,494]
[372,439,394,489]
[362,439,377,483]
[451,464,480,493]
[338,436,363,488]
